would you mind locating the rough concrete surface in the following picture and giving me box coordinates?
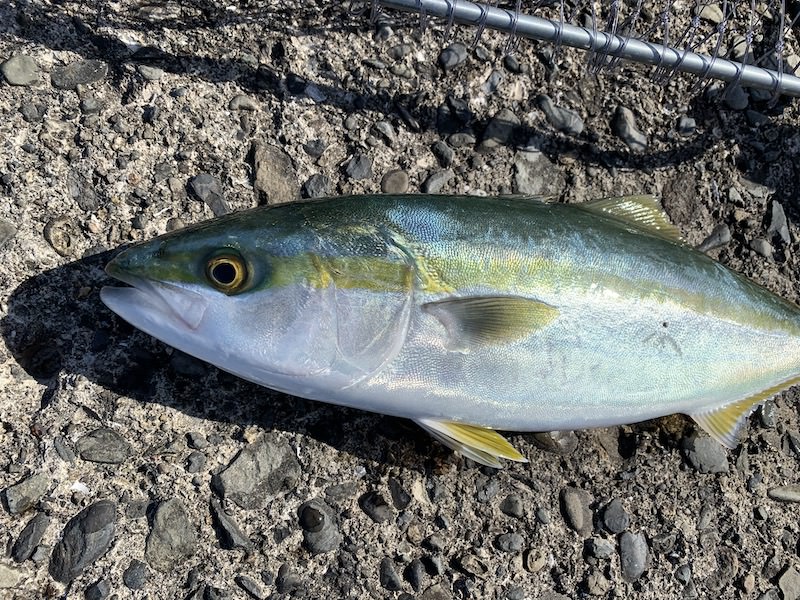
[1,1,800,598]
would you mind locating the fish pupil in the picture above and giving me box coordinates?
[212,262,237,285]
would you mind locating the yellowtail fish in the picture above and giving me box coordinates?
[100,195,800,467]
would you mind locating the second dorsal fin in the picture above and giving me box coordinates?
[578,195,684,243]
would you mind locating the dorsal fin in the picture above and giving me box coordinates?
[415,419,528,468]
[578,195,684,243]
[690,375,800,447]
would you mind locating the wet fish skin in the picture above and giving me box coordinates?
[100,195,800,466]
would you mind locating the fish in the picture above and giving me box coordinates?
[100,194,800,467]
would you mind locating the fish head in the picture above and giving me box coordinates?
[100,206,413,391]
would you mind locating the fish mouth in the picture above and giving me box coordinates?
[101,260,209,331]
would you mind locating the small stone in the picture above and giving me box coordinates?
[523,548,546,572]
[388,478,412,510]
[302,174,330,199]
[612,106,648,151]
[250,141,298,204]
[5,471,51,514]
[438,43,468,72]
[144,499,197,572]
[447,132,476,148]
[503,54,522,73]
[421,169,453,194]
[513,149,566,196]
[210,498,252,551]
[51,59,108,89]
[185,451,205,474]
[297,498,341,554]
[478,108,519,152]
[768,201,791,245]
[536,508,551,525]
[481,69,503,94]
[372,120,396,146]
[585,568,611,596]
[457,554,489,579]
[724,84,749,110]
[757,590,781,600]
[699,4,724,23]
[588,537,615,559]
[0,218,16,248]
[560,487,593,537]
[49,500,116,583]
[779,566,800,600]
[531,431,578,455]
[677,115,696,136]
[750,238,774,258]
[77,428,132,464]
[602,499,630,534]
[188,173,229,216]
[345,153,373,181]
[768,485,800,502]
[500,494,524,518]
[0,564,22,589]
[137,65,163,80]
[506,587,525,600]
[187,432,209,450]
[619,531,648,581]
[381,169,409,194]
[431,141,454,167]
[380,557,403,591]
[123,559,148,590]
[697,224,732,252]
[276,563,304,594]
[12,512,50,562]
[229,94,259,111]
[2,55,40,86]
[496,532,524,552]
[683,435,729,473]
[236,574,265,599]
[303,139,326,158]
[420,584,452,600]
[359,491,393,523]
[405,558,427,592]
[84,579,110,600]
[536,95,584,136]
[211,437,301,510]
[43,216,79,257]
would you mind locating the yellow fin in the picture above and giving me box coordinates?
[691,375,800,448]
[416,419,528,468]
[422,296,558,351]
[579,195,684,243]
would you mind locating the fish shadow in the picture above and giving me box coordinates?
[0,251,444,469]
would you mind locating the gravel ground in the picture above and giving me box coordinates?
[2,1,800,599]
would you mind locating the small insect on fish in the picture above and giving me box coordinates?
[101,194,800,467]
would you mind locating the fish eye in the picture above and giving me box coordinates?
[206,252,248,294]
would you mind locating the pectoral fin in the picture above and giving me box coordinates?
[422,296,558,351]
[415,418,528,468]
[690,375,800,448]
[579,195,684,244]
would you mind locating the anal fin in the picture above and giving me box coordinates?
[691,375,800,448]
[415,418,528,468]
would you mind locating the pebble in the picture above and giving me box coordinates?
[768,201,791,244]
[421,169,453,194]
[380,557,404,591]
[250,141,298,204]
[144,499,197,571]
[481,69,503,94]
[51,59,108,89]
[431,141,454,167]
[381,169,409,194]
[523,548,546,572]
[478,108,519,152]
[211,437,301,510]
[677,115,696,136]
[612,106,648,151]
[5,471,50,514]
[49,500,116,583]
[758,590,781,600]
[768,485,800,502]
[359,491,393,523]
[43,216,79,257]
[84,579,110,600]
[137,65,164,80]
[123,559,148,589]
[496,532,524,552]
[185,451,205,473]
[405,558,427,592]
[456,553,489,579]
[588,537,615,559]
[683,434,729,473]
[0,218,16,248]
[77,428,132,464]
[438,43,468,72]
[602,499,630,534]
[388,477,412,510]
[536,95,584,136]
[531,431,578,455]
[236,574,266,599]
[724,84,749,110]
[372,120,396,146]
[699,4,724,23]
[560,487,593,537]
[345,153,373,180]
[585,568,611,596]
[779,566,800,600]
[302,174,330,198]
[503,54,522,73]
[297,498,341,554]
[303,139,326,158]
[446,132,476,148]
[619,531,648,581]
[188,173,229,216]
[514,149,566,196]
[0,564,22,589]
[2,55,40,86]
[500,494,524,518]
[229,94,259,111]
[210,497,252,550]
[12,512,50,562]
[750,238,774,258]
[276,563,304,594]
[697,224,732,252]
[187,432,210,450]
[536,508,551,525]
[420,584,452,600]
